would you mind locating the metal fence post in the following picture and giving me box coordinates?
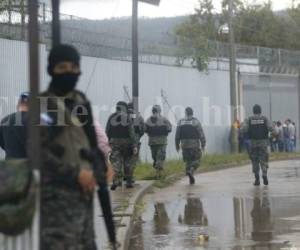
[28,0,40,248]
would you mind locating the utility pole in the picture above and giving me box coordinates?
[20,0,25,39]
[28,0,40,247]
[131,0,161,114]
[228,0,239,153]
[51,0,60,46]
[28,0,40,174]
[132,0,139,114]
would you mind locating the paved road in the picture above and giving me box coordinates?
[130,160,300,250]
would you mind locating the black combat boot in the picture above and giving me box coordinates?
[253,174,260,186]
[111,180,121,191]
[187,172,195,185]
[110,183,118,191]
[153,160,157,169]
[263,175,268,186]
[126,177,134,188]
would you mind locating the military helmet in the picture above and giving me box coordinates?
[152,105,161,114]
[185,107,193,116]
[116,101,128,112]
[253,104,262,115]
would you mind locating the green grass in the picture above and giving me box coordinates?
[134,152,300,188]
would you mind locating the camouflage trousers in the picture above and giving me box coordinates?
[249,146,269,176]
[150,145,167,170]
[110,144,135,185]
[182,147,202,175]
[41,187,97,250]
[130,144,141,176]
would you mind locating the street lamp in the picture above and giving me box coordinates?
[218,0,238,153]
[28,0,40,248]
[218,23,229,35]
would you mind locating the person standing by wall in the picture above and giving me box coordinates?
[276,121,284,152]
[0,92,29,159]
[287,119,296,152]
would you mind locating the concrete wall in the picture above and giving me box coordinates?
[241,72,299,149]
[0,38,232,160]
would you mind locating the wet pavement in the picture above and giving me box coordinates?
[129,160,300,250]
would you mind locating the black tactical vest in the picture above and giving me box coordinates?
[109,113,130,139]
[179,119,200,139]
[146,117,169,136]
[248,116,268,140]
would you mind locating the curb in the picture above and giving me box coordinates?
[117,181,154,250]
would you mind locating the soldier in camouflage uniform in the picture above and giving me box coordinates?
[40,45,100,250]
[175,107,206,185]
[243,104,273,186]
[127,102,145,182]
[145,105,172,177]
[106,101,137,189]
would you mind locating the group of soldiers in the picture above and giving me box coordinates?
[0,43,274,249]
[0,44,208,249]
[106,101,206,190]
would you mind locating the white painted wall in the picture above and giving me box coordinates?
[0,38,232,160]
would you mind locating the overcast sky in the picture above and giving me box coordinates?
[42,0,294,19]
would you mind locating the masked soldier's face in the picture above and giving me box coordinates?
[51,61,81,95]
[53,61,80,74]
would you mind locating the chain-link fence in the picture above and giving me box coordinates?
[1,4,300,73]
[1,2,300,72]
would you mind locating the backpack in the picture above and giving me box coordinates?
[0,159,36,236]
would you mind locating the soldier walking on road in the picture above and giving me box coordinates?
[106,101,138,190]
[127,102,145,182]
[175,107,206,185]
[145,105,172,177]
[243,104,273,186]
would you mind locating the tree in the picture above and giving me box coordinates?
[232,2,287,49]
[175,0,217,71]
[286,6,300,50]
[175,0,300,72]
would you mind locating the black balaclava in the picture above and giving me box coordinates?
[48,44,81,96]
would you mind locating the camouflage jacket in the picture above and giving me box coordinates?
[39,89,95,187]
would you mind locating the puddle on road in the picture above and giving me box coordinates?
[129,193,300,250]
